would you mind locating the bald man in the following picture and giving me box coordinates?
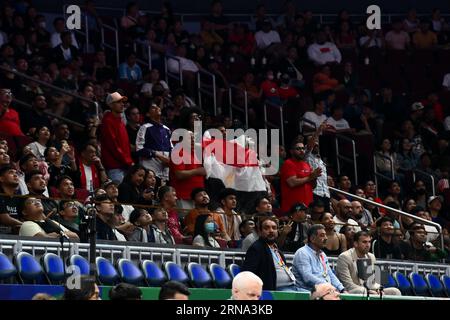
[333,200,361,233]
[310,283,341,300]
[231,271,263,300]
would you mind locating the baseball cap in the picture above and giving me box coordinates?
[411,102,424,111]
[103,180,118,189]
[106,92,127,105]
[428,195,443,205]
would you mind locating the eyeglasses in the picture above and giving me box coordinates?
[64,202,77,208]
[28,199,42,205]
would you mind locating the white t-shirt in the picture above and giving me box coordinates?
[303,111,327,130]
[326,117,350,130]
[254,30,281,49]
[19,220,69,237]
[113,229,127,241]
[141,80,169,94]
[333,216,361,233]
[307,42,342,65]
[83,164,93,192]
[192,234,221,248]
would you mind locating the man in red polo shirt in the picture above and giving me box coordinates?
[280,140,322,212]
[0,88,24,137]
[169,131,206,214]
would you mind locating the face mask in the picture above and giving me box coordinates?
[205,222,215,233]
[267,75,274,80]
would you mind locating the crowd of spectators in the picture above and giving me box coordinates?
[0,0,449,267]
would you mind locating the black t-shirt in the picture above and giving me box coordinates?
[0,194,23,219]
[96,217,117,241]
[372,236,402,259]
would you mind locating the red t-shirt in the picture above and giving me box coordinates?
[169,150,205,200]
[280,159,314,212]
[0,108,24,136]
[279,86,298,100]
[261,80,279,98]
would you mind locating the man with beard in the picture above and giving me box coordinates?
[183,188,225,236]
[336,231,401,295]
[242,217,296,291]
[280,140,322,212]
[334,199,361,233]
[305,132,330,211]
[292,224,346,293]
[25,170,58,216]
[0,165,23,233]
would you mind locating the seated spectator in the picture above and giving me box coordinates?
[313,65,340,94]
[95,194,118,241]
[150,207,175,245]
[0,165,23,233]
[326,106,354,133]
[242,217,296,291]
[259,69,280,103]
[26,126,51,165]
[0,148,10,166]
[336,231,401,295]
[413,206,440,243]
[50,17,79,49]
[192,214,221,248]
[20,94,52,135]
[230,271,263,300]
[335,21,356,50]
[372,217,402,259]
[307,30,342,65]
[128,208,154,243]
[140,69,169,98]
[352,200,373,230]
[403,8,420,33]
[339,224,356,249]
[241,197,274,250]
[278,203,310,253]
[26,170,58,215]
[214,188,242,241]
[200,20,224,50]
[19,197,79,240]
[117,165,148,204]
[0,88,24,136]
[333,200,361,233]
[158,186,184,244]
[278,74,299,101]
[120,2,140,30]
[427,195,448,228]
[310,283,341,300]
[292,224,346,293]
[54,200,82,235]
[77,143,108,192]
[167,44,199,97]
[118,52,143,82]
[110,207,128,241]
[413,20,438,49]
[228,23,255,57]
[239,219,255,246]
[46,145,79,188]
[399,223,447,262]
[359,28,384,49]
[303,99,328,132]
[52,31,79,63]
[385,20,410,50]
[254,19,281,50]
[320,212,347,256]
[158,280,190,300]
[395,138,419,171]
[109,283,142,300]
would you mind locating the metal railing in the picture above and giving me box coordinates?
[412,169,436,196]
[228,85,248,128]
[0,237,448,276]
[197,68,217,116]
[263,100,285,146]
[100,23,120,67]
[335,134,358,185]
[164,54,184,87]
[374,153,395,196]
[299,117,317,134]
[133,41,152,71]
[328,186,445,254]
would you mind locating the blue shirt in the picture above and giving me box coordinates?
[118,62,142,81]
[292,244,344,292]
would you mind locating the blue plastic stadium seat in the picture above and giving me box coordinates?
[141,260,166,287]
[14,252,46,284]
[117,258,144,285]
[425,274,445,297]
[209,263,232,289]
[393,271,413,296]
[96,257,119,285]
[440,275,450,297]
[228,264,241,279]
[187,262,212,288]
[0,252,16,282]
[163,261,189,285]
[42,253,65,284]
[69,255,90,276]
[408,272,430,297]
[260,291,273,300]
[385,273,398,288]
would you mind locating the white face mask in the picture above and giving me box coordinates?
[38,21,46,29]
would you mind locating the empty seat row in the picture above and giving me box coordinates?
[387,271,450,298]
[0,252,242,289]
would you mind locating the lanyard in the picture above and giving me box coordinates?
[319,252,328,278]
[269,245,296,281]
